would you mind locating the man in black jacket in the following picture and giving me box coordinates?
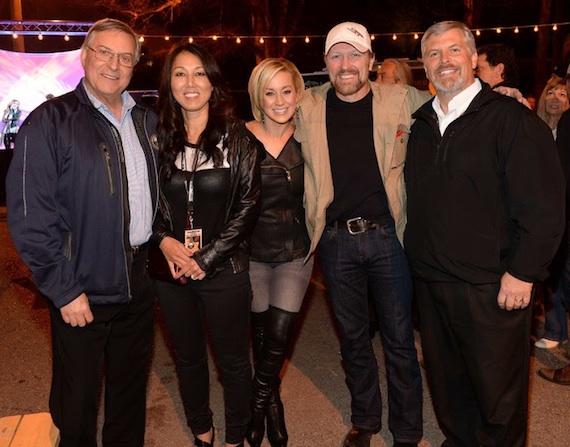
[404,21,565,447]
[6,18,159,446]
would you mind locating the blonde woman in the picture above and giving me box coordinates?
[245,58,313,447]
[537,75,570,139]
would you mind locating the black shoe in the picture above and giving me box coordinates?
[194,428,214,447]
[246,409,265,447]
[343,427,374,447]
[266,384,288,446]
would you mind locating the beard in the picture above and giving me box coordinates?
[330,69,368,98]
[430,65,467,96]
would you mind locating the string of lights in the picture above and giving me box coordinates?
[1,20,570,43]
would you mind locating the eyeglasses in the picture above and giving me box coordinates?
[86,46,136,68]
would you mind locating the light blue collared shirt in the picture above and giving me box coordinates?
[432,78,482,136]
[83,80,152,246]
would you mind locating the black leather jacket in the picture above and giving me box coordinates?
[250,136,309,262]
[152,121,263,276]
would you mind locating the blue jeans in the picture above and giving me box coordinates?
[318,221,423,443]
[543,282,569,342]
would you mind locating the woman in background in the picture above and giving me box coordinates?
[152,42,262,447]
[535,75,570,350]
[245,58,313,447]
[537,75,570,138]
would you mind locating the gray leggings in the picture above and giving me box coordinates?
[249,256,315,313]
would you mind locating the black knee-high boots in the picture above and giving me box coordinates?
[247,306,298,447]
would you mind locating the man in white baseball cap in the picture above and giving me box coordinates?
[324,21,372,55]
[295,21,431,447]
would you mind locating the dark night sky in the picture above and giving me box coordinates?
[2,0,570,95]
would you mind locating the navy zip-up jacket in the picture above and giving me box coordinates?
[7,82,159,308]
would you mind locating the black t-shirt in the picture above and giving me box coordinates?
[325,88,392,225]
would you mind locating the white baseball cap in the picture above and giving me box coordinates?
[325,22,372,55]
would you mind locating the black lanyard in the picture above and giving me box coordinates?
[181,145,200,229]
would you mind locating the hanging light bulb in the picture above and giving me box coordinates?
[370,35,375,41]
[64,34,70,41]
[188,36,194,43]
[259,37,265,44]
[514,27,519,33]
[534,25,539,32]
[212,35,218,40]
[414,33,419,40]
[164,35,170,41]
[139,36,145,42]
[392,34,397,40]
[476,29,481,36]
[12,32,18,39]
[305,36,310,43]
[553,24,558,31]
[38,33,44,40]
[496,28,502,34]
[282,36,287,43]
[236,37,241,44]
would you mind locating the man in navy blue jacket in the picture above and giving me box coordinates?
[7,18,159,446]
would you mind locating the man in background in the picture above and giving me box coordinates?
[375,58,413,85]
[476,42,520,88]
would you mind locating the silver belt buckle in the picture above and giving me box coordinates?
[346,217,365,235]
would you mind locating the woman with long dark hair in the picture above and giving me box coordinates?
[152,42,263,447]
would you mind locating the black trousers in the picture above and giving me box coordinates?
[414,279,531,447]
[49,250,155,447]
[155,268,252,444]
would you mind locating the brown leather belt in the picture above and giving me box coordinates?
[335,217,382,235]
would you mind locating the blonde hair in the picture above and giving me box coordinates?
[248,58,304,122]
[537,75,570,130]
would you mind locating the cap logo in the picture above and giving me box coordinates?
[348,27,364,38]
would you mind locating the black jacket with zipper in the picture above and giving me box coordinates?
[249,135,309,263]
[404,84,565,284]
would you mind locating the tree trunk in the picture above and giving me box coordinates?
[535,0,553,98]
